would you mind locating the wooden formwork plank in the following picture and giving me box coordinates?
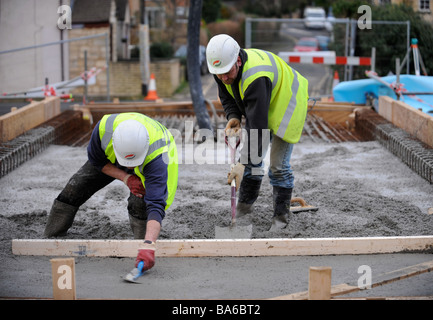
[0,97,60,142]
[378,96,433,148]
[0,101,45,142]
[73,100,223,114]
[11,236,433,258]
[73,100,225,126]
[269,260,433,300]
[270,283,359,300]
[50,258,76,300]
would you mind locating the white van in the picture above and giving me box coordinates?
[304,7,326,29]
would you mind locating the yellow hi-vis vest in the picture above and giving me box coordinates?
[99,112,178,210]
[225,49,309,144]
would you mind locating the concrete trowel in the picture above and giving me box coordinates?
[123,261,146,283]
[215,135,252,239]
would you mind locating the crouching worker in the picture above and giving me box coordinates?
[44,112,178,272]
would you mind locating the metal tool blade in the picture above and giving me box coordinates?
[123,261,145,283]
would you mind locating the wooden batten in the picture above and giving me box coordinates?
[0,97,60,142]
[378,96,433,148]
[11,236,433,258]
[308,101,369,125]
[270,260,433,300]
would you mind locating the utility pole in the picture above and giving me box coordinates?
[187,0,212,131]
[139,0,150,97]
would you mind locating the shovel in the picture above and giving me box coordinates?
[123,261,146,284]
[215,135,253,239]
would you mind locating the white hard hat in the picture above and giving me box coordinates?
[112,119,149,167]
[206,34,240,74]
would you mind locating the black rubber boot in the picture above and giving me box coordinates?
[128,214,146,240]
[44,199,79,237]
[127,194,148,239]
[236,178,262,217]
[269,186,293,231]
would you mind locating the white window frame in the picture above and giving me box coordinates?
[419,0,431,12]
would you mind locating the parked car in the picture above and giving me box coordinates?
[316,35,331,51]
[175,45,208,76]
[303,7,327,29]
[294,37,320,52]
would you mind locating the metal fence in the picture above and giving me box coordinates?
[245,17,410,81]
[0,33,110,102]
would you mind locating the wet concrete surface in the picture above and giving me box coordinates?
[0,138,432,301]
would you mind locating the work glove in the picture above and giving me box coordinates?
[225,118,241,137]
[135,240,156,271]
[227,162,245,191]
[123,174,146,198]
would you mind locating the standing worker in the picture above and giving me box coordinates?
[44,112,178,272]
[206,34,309,230]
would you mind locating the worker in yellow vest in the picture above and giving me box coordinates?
[44,112,178,271]
[206,34,309,230]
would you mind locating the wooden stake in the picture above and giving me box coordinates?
[50,258,76,300]
[308,267,332,300]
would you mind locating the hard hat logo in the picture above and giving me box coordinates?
[213,60,222,67]
[125,154,136,160]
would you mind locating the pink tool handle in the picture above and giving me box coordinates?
[231,179,236,222]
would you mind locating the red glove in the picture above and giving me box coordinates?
[135,240,156,271]
[123,174,146,198]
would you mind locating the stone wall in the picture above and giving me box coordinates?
[68,28,110,98]
[149,59,183,98]
[109,61,142,98]
[109,59,183,99]
[68,26,183,99]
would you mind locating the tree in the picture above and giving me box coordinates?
[202,0,221,23]
[331,0,433,76]
[367,3,433,75]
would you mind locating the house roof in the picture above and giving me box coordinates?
[72,0,128,24]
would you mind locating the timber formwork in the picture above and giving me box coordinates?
[0,100,432,184]
[0,110,90,178]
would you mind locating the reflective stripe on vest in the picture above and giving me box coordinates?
[225,49,308,143]
[277,70,299,138]
[101,113,117,151]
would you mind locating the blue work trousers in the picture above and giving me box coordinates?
[243,134,294,189]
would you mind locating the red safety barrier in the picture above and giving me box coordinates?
[287,55,371,66]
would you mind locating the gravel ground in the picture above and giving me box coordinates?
[0,133,432,300]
